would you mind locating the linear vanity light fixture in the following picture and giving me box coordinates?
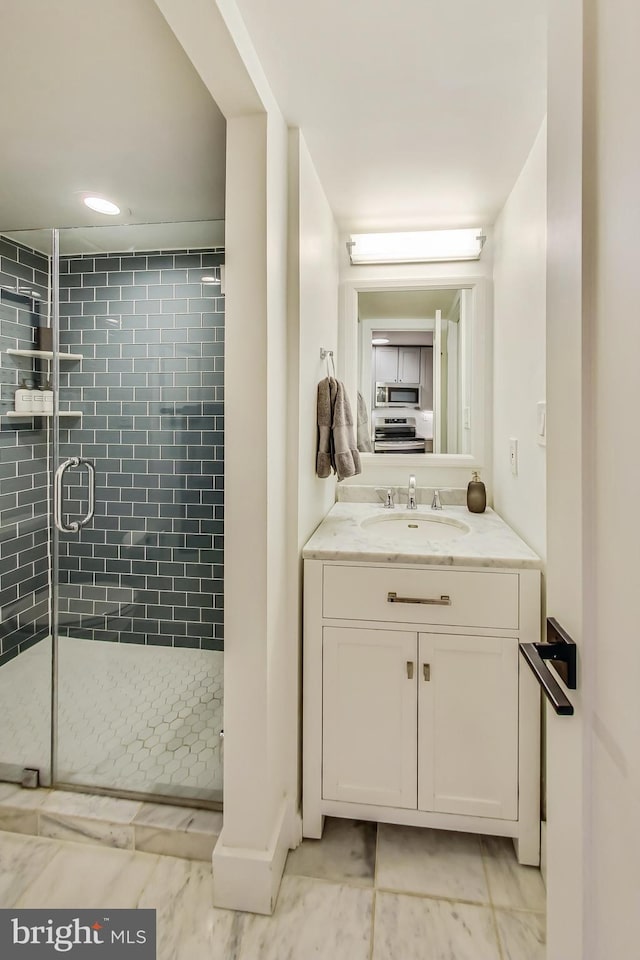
[347,228,485,265]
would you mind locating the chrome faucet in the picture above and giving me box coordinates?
[431,489,442,510]
[407,475,417,510]
[376,487,396,509]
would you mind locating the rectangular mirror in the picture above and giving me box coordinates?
[341,275,488,471]
[358,287,472,455]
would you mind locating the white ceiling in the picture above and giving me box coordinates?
[0,0,226,233]
[0,0,546,242]
[235,0,547,231]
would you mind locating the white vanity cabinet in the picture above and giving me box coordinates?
[322,626,418,809]
[303,558,541,865]
[417,631,519,820]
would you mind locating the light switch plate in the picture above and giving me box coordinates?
[509,438,518,475]
[537,401,546,446]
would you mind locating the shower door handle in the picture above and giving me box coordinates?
[54,457,96,533]
[78,459,96,530]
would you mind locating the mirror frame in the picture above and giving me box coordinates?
[339,275,490,471]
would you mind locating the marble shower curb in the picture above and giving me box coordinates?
[0,783,222,862]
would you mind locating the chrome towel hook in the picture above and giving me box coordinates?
[320,347,336,378]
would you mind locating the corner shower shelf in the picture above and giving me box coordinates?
[4,411,82,418]
[6,349,82,361]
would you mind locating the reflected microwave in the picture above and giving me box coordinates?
[375,382,421,408]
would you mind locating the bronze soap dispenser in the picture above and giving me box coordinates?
[466,471,486,513]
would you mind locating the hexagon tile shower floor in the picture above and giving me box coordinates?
[0,637,223,803]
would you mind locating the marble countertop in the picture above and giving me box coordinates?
[302,502,542,569]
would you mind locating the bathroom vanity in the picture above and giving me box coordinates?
[302,501,542,865]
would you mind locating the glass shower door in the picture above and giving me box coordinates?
[0,222,224,805]
[0,227,55,789]
[52,222,224,806]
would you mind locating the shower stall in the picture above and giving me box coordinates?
[0,223,224,807]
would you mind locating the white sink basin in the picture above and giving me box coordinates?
[361,512,471,544]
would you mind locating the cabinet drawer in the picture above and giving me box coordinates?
[322,565,519,630]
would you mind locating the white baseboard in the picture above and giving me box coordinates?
[212,797,298,915]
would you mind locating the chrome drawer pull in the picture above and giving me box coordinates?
[387,591,451,606]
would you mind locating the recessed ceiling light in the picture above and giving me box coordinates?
[372,337,390,345]
[83,196,121,216]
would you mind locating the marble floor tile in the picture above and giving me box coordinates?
[137,854,230,960]
[229,875,373,960]
[0,833,62,907]
[481,836,547,911]
[495,909,546,960]
[372,891,501,960]
[376,825,489,903]
[285,817,377,885]
[16,842,160,909]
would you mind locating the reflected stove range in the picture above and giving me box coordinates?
[373,416,427,454]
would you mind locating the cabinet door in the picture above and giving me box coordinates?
[418,633,519,819]
[421,346,434,409]
[323,627,417,808]
[398,346,421,383]
[375,347,399,382]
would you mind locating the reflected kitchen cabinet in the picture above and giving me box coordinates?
[374,345,421,383]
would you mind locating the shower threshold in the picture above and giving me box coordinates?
[0,781,222,861]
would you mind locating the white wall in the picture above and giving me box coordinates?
[583,0,640,955]
[285,129,339,814]
[290,130,339,544]
[155,0,298,915]
[216,106,295,915]
[492,121,547,560]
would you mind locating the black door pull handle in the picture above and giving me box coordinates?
[519,617,576,716]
